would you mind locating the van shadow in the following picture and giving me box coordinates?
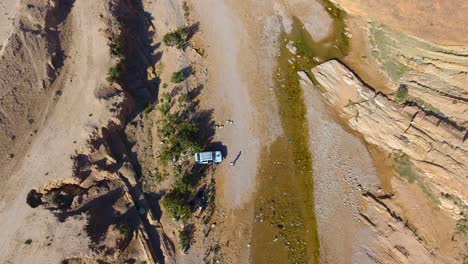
[205,142,228,159]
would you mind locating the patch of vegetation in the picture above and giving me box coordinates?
[395,85,409,104]
[157,92,201,163]
[393,153,439,203]
[110,40,126,61]
[159,118,200,162]
[162,177,193,222]
[106,65,121,83]
[457,218,468,236]
[155,62,164,77]
[393,153,417,183]
[117,224,130,237]
[24,239,32,245]
[183,2,190,20]
[179,229,191,252]
[162,83,168,89]
[143,102,154,116]
[178,92,191,104]
[369,24,412,82]
[171,69,187,83]
[163,26,189,49]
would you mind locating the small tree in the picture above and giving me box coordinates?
[162,189,191,222]
[179,230,190,252]
[110,40,126,61]
[163,26,189,49]
[171,70,186,83]
[107,65,121,83]
[395,85,409,105]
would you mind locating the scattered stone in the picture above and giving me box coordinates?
[286,41,297,55]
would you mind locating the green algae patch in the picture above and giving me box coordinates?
[251,10,349,264]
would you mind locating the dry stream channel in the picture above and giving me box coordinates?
[251,3,349,263]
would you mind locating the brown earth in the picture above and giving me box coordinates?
[332,0,468,45]
[0,0,467,263]
[310,60,467,263]
[0,0,124,263]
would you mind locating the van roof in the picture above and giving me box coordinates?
[198,152,213,161]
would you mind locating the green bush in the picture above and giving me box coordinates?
[110,40,125,61]
[107,65,121,83]
[118,224,130,236]
[157,92,201,162]
[457,218,468,235]
[162,173,199,222]
[395,85,409,104]
[179,230,190,251]
[163,27,189,49]
[162,188,191,222]
[171,70,186,83]
[143,103,153,116]
[159,118,201,162]
[178,93,191,104]
[183,2,190,19]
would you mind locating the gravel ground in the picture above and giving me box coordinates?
[301,77,381,263]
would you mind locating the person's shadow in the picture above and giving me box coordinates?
[231,151,242,165]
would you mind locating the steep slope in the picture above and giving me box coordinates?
[0,0,121,262]
[311,60,467,263]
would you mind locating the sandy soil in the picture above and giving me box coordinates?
[0,1,113,262]
[282,0,332,40]
[192,0,263,209]
[190,1,285,262]
[0,0,20,54]
[332,0,468,45]
[301,79,381,263]
[0,0,465,263]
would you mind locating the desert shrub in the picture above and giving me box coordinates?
[110,40,125,61]
[159,118,201,162]
[178,93,191,104]
[158,97,171,116]
[393,153,416,183]
[24,239,33,245]
[162,83,168,89]
[143,103,153,116]
[395,85,409,104]
[179,230,190,252]
[117,224,130,236]
[162,172,199,222]
[107,65,121,83]
[183,2,190,19]
[171,70,186,83]
[457,218,468,235]
[162,189,191,222]
[163,26,189,49]
[157,92,201,162]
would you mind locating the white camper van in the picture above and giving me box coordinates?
[194,151,223,164]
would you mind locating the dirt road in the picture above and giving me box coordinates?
[192,0,263,208]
